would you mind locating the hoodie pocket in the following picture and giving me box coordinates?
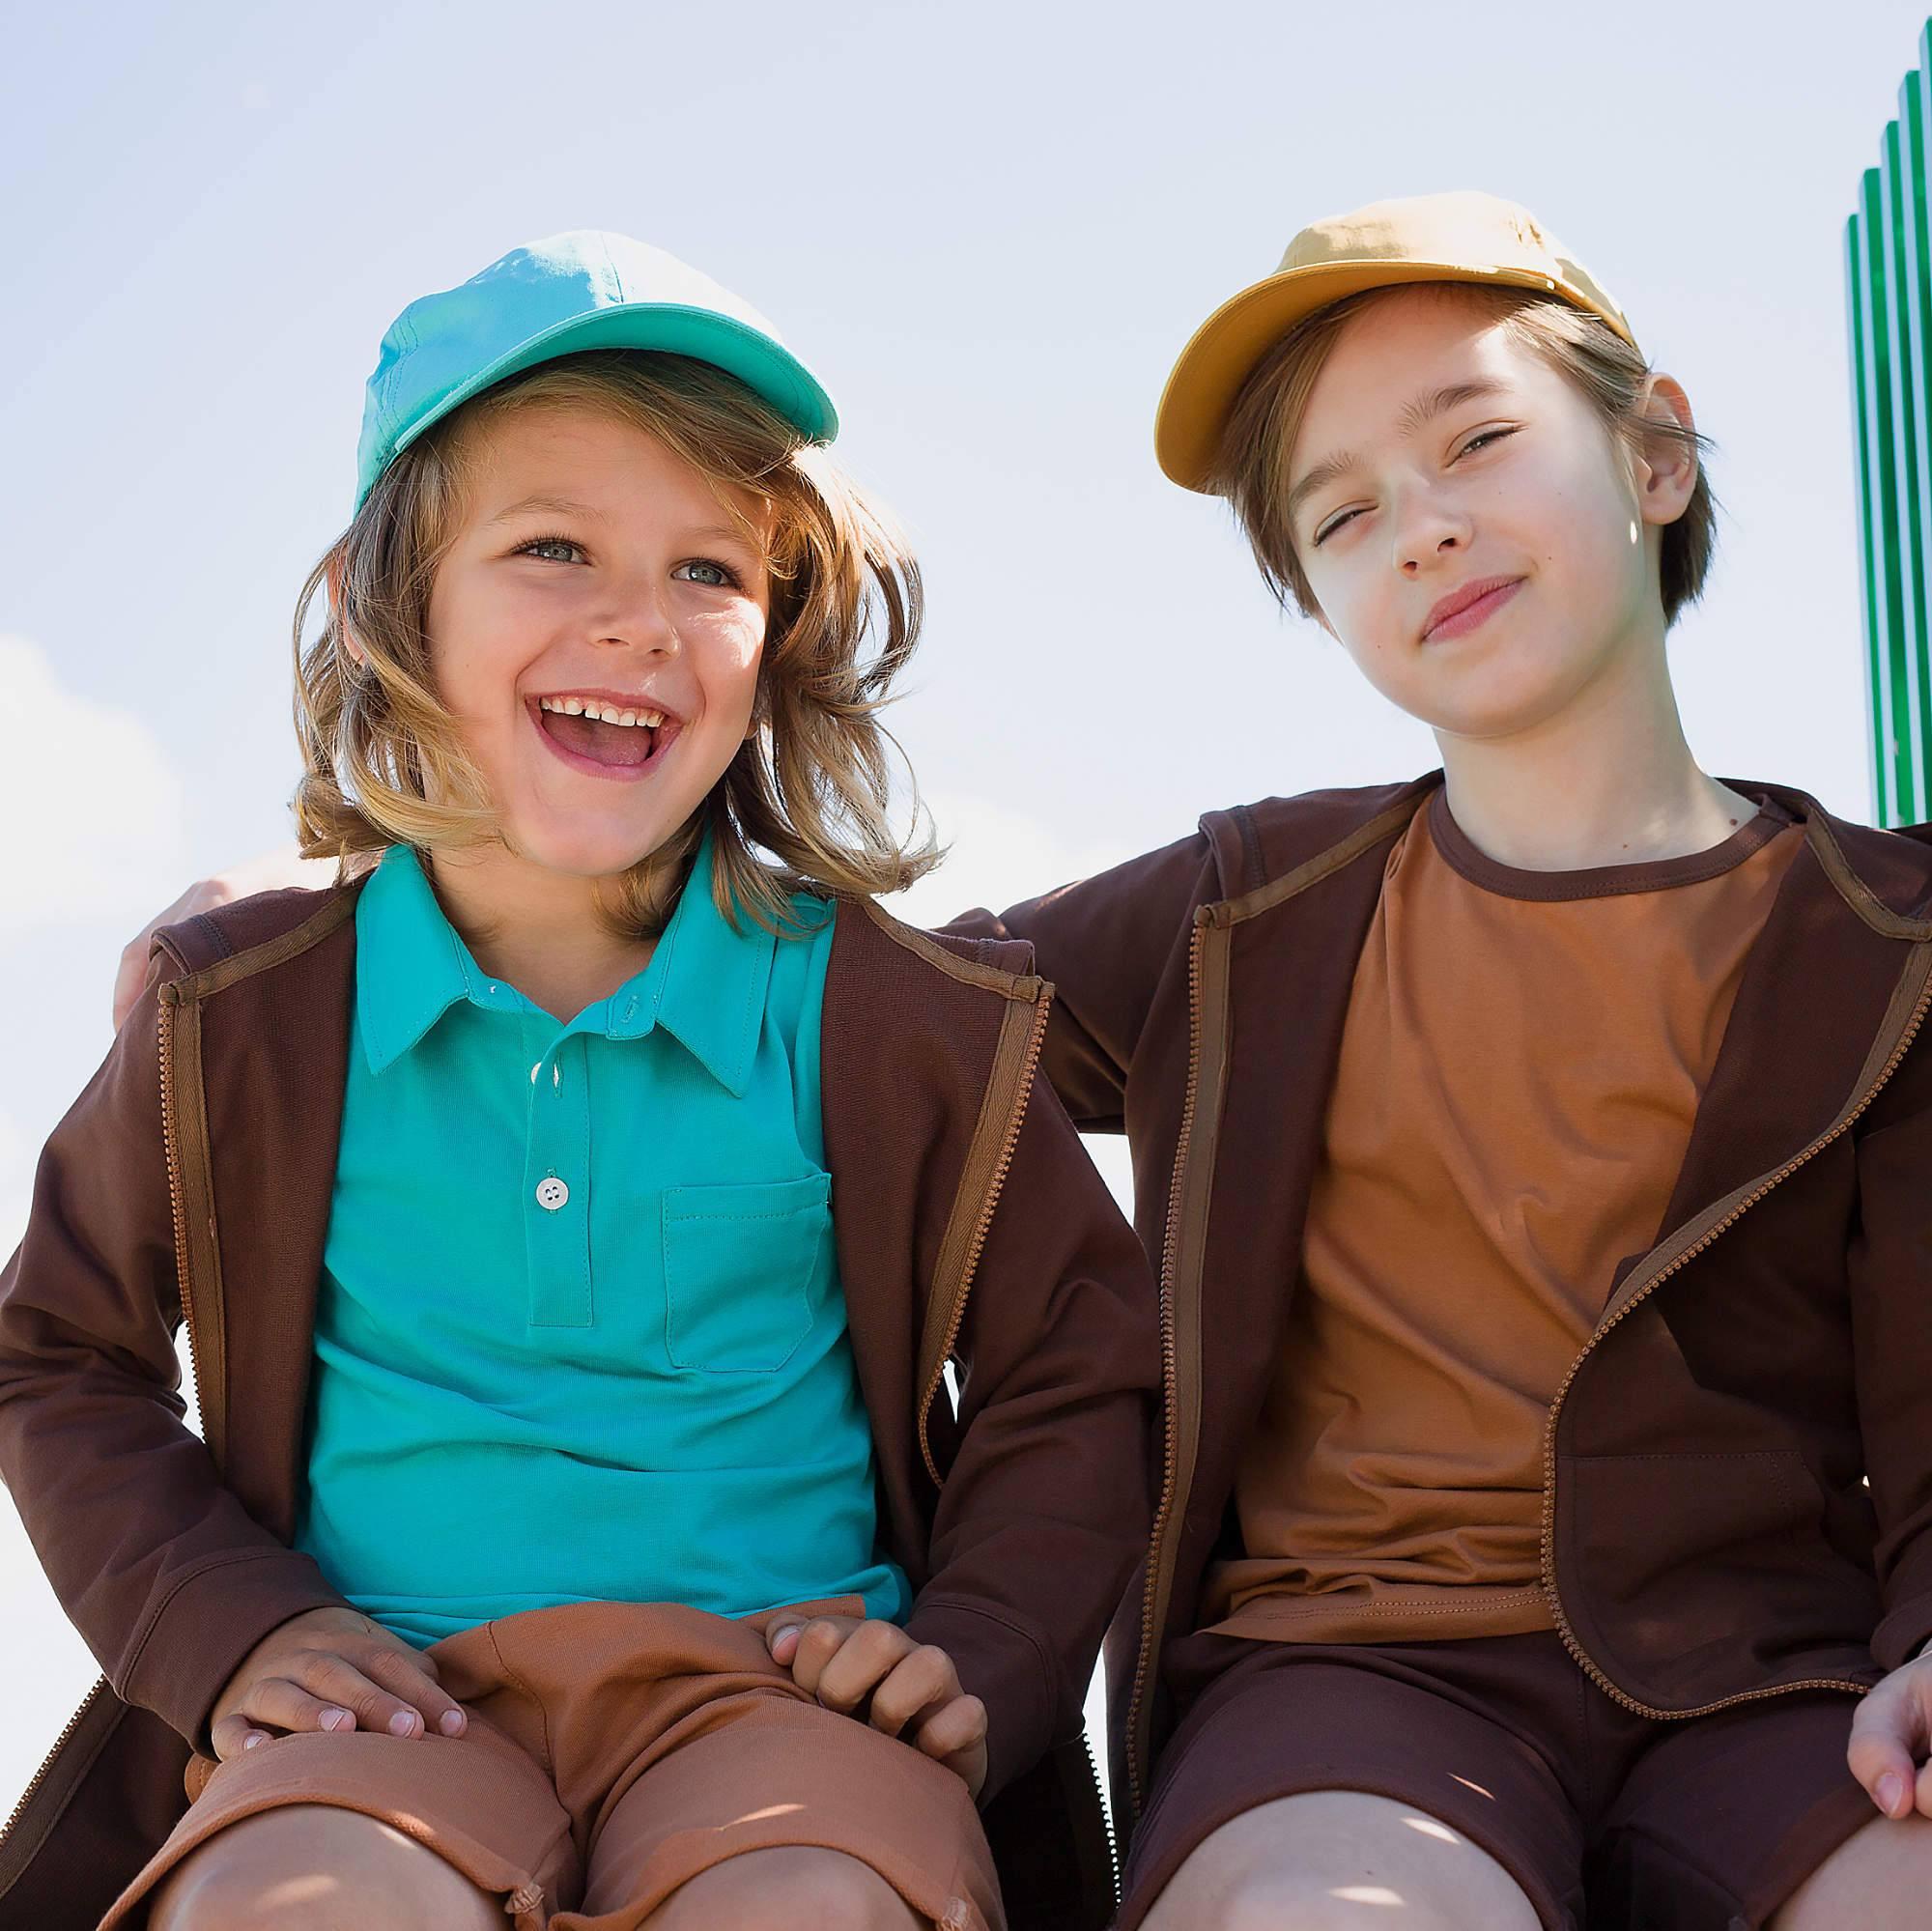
[661,1174,832,1373]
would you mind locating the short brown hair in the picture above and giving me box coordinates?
[293,349,940,935]
[1209,283,1718,627]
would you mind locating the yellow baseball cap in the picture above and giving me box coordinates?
[1154,190,1637,492]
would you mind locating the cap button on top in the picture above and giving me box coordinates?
[535,1177,570,1211]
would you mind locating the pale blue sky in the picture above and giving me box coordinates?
[5,0,1931,1814]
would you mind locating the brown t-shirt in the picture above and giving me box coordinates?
[1203,788,1804,1644]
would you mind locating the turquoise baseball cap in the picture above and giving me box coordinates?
[353,230,838,509]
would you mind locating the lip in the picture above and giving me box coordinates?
[528,686,686,727]
[526,695,685,784]
[1422,575,1524,642]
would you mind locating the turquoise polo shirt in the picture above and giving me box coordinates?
[294,836,909,1646]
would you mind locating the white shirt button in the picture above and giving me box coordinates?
[535,1177,570,1211]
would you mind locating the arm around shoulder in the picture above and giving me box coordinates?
[941,828,1216,1130]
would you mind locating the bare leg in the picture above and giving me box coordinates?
[1770,1812,1932,1931]
[148,1804,504,1931]
[1140,1789,1542,1931]
[639,1845,923,1931]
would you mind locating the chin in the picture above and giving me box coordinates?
[1411,658,1589,741]
[508,821,676,882]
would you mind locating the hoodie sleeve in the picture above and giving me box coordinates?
[0,951,348,1749]
[902,1054,1159,1802]
[941,829,1215,1132]
[1851,1026,1932,1670]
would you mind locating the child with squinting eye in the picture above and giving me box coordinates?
[971,192,1932,1931]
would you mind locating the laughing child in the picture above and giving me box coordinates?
[0,232,1154,1931]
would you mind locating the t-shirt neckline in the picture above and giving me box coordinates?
[1425,785,1798,903]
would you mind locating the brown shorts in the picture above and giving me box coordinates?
[1117,1628,1876,1931]
[99,1598,1004,1931]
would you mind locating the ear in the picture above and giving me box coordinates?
[1632,375,1698,530]
[325,552,368,669]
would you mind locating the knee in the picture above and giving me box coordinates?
[1215,1868,1427,1931]
[149,1810,501,1931]
[150,1853,366,1931]
[1147,1859,1534,1931]
[651,1848,918,1931]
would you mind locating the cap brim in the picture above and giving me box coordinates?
[371,302,838,501]
[1153,259,1634,492]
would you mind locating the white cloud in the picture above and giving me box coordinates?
[0,636,188,938]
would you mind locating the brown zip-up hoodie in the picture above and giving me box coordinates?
[957,772,1932,1839]
[0,881,1158,1930]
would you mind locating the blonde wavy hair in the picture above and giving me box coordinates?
[293,349,940,934]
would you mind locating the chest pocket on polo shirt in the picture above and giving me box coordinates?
[661,1173,833,1373]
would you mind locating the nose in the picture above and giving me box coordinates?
[590,573,680,656]
[1392,485,1471,576]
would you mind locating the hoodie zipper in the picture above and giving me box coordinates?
[0,1679,109,1882]
[1539,947,1932,1719]
[1122,916,1207,1815]
[155,989,213,1426]
[1122,898,1932,1813]
[1082,1720,1122,1910]
[916,987,1053,1487]
[0,983,208,1880]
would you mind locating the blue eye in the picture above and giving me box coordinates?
[674,559,738,588]
[518,534,584,563]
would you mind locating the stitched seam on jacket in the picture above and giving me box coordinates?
[186,911,235,962]
[852,895,1040,1000]
[1220,783,1435,925]
[168,887,361,999]
[1802,814,1932,939]
[122,1548,302,1695]
[1234,805,1266,898]
[914,1595,1064,1730]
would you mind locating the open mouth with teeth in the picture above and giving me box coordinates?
[532,695,677,777]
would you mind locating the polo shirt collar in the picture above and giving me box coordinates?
[610,828,778,1096]
[355,845,479,1075]
[355,832,780,1097]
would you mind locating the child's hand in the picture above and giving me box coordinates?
[766,1614,988,1798]
[1848,1647,1932,1818]
[208,1606,469,1760]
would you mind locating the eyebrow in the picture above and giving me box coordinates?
[1286,379,1513,526]
[485,492,610,526]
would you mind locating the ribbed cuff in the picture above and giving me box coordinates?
[1871,1588,1932,1673]
[120,1548,351,1749]
[904,1595,1062,1805]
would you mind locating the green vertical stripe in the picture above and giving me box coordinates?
[1882,116,1929,819]
[1857,166,1907,826]
[1849,211,1890,821]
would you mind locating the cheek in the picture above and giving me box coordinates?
[1515,452,1634,584]
[424,582,528,724]
[693,615,768,724]
[1312,559,1403,669]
